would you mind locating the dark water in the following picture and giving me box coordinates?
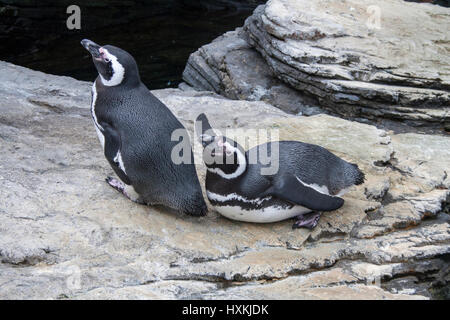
[0,0,265,89]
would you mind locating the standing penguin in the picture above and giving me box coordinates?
[81,39,207,216]
[195,113,365,229]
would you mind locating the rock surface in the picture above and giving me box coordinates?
[0,61,449,299]
[183,0,450,129]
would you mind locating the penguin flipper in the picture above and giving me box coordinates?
[101,122,132,185]
[268,175,344,212]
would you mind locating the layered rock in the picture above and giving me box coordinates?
[0,61,449,299]
[183,0,450,129]
[182,28,323,116]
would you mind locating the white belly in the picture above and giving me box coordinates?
[212,204,311,223]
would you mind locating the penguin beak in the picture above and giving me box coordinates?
[199,134,215,148]
[81,39,101,59]
[195,113,216,148]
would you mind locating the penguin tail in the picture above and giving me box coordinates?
[351,163,365,185]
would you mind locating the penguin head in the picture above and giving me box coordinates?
[195,113,247,180]
[81,39,140,87]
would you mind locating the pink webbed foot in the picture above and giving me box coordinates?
[292,211,322,230]
[105,176,145,205]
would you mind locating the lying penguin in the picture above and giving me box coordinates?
[81,39,207,216]
[195,113,365,229]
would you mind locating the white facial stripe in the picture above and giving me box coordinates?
[99,48,125,86]
[207,142,246,180]
[91,83,105,150]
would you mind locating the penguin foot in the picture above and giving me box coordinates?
[106,176,145,205]
[292,212,322,230]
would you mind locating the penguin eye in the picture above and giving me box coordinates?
[104,57,111,63]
